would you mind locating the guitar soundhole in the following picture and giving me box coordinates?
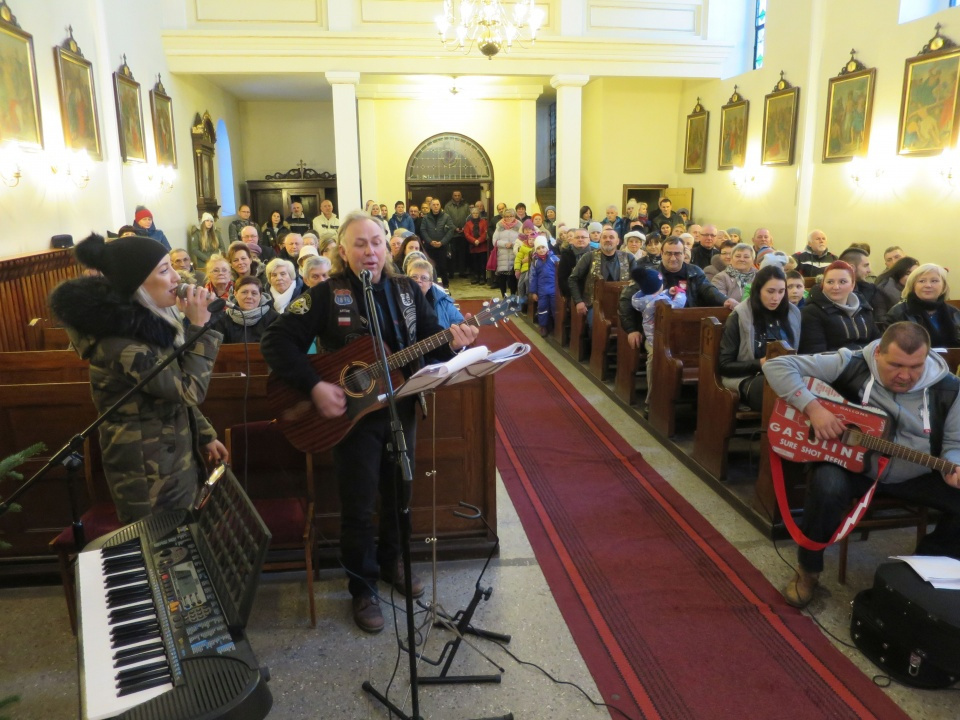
[341,363,376,398]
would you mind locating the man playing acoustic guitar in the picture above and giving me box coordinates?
[764,322,960,608]
[262,210,479,633]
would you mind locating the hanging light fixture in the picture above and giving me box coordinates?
[436,0,544,58]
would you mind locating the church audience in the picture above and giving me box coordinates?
[872,255,919,322]
[133,206,171,251]
[407,258,464,329]
[492,208,521,298]
[799,260,879,354]
[204,254,234,300]
[285,200,311,235]
[227,241,266,285]
[301,255,331,288]
[793,229,838,278]
[229,204,256,242]
[170,248,204,286]
[213,275,278,343]
[312,199,340,233]
[885,264,960,347]
[188,212,228,270]
[711,243,756,303]
[261,210,288,250]
[464,204,489,285]
[265,258,303,314]
[706,239,736,280]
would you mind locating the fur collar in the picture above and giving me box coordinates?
[50,276,178,349]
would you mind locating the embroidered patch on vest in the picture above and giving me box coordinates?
[338,308,352,326]
[334,289,353,306]
[288,294,311,315]
[400,292,414,308]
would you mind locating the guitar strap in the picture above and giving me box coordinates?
[769,451,888,551]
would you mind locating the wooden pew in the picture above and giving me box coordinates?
[753,341,799,523]
[614,325,644,405]
[648,304,730,437]
[937,347,960,374]
[589,280,627,380]
[26,318,70,351]
[803,276,818,289]
[554,294,569,346]
[568,291,589,362]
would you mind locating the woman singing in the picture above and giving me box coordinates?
[50,233,228,523]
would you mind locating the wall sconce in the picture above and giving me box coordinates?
[848,156,884,188]
[730,166,755,189]
[50,150,92,189]
[940,149,959,187]
[137,163,176,194]
[0,142,23,187]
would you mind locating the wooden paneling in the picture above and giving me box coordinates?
[0,249,80,352]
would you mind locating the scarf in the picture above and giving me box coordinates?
[226,298,272,326]
[725,266,755,290]
[906,293,960,346]
[272,283,296,314]
[501,217,518,230]
[829,290,861,317]
[206,280,233,300]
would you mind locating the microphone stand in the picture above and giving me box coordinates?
[0,306,225,544]
[356,269,422,720]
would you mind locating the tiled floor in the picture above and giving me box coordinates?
[1,279,958,718]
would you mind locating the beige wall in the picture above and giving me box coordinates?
[239,101,336,185]
[677,0,960,280]
[580,77,685,223]
[0,0,243,258]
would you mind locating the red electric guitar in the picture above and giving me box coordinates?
[267,296,520,453]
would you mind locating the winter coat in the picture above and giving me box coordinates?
[229,218,257,243]
[719,299,801,393]
[558,245,590,299]
[528,251,559,297]
[49,277,221,523]
[871,275,904,322]
[704,254,727,281]
[139,223,171,251]
[885,296,960,347]
[188,226,228,271]
[420,210,456,248]
[464,217,489,254]
[690,244,719,270]
[492,221,520,273]
[514,243,533,274]
[793,247,838,278]
[214,296,280,343]
[443,200,472,233]
[389,213,415,235]
[426,284,465,328]
[799,285,880,354]
[711,266,757,304]
[661,262,730,308]
[261,221,289,250]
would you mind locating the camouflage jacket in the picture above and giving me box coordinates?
[50,277,222,523]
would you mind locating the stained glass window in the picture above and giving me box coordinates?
[753,0,766,70]
[406,134,493,181]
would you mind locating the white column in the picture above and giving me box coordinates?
[325,71,362,214]
[520,98,538,210]
[550,75,589,225]
[793,0,824,252]
[357,96,378,207]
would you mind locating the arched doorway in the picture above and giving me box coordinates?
[405,133,494,214]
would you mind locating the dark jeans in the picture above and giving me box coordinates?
[739,374,765,411]
[425,243,449,285]
[495,271,518,298]
[798,463,960,573]
[334,399,417,598]
[451,234,468,276]
[468,251,487,282]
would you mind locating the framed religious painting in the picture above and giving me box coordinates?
[53,28,102,160]
[897,27,960,157]
[113,56,146,163]
[761,72,800,166]
[683,99,709,173]
[823,52,876,163]
[150,74,177,168]
[718,87,748,170]
[0,2,43,149]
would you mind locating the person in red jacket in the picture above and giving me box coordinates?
[464,204,489,285]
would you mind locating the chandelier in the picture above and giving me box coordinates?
[435,0,545,58]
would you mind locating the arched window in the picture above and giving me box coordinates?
[406,133,493,182]
[215,119,236,216]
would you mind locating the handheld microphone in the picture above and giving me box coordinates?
[177,283,227,313]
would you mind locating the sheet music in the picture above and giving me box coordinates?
[396,342,530,396]
[446,342,531,384]
[892,555,960,590]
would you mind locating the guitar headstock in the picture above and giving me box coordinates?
[477,296,522,326]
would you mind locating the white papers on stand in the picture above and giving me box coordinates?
[396,346,490,396]
[892,555,960,590]
[446,342,531,384]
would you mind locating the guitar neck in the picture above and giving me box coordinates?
[385,312,485,372]
[855,433,953,474]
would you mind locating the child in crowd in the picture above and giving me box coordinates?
[629,267,687,408]
[514,220,537,309]
[624,231,645,258]
[588,221,603,249]
[638,234,662,268]
[529,237,560,337]
[786,270,807,308]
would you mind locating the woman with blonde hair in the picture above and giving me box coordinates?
[204,253,234,300]
[886,264,960,346]
[188,212,227,270]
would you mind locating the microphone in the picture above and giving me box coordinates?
[359,269,373,285]
[177,283,227,313]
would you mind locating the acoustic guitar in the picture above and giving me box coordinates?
[267,296,520,453]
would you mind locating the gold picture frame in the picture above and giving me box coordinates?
[897,26,960,157]
[718,87,748,171]
[683,99,709,174]
[0,2,43,149]
[150,74,177,168]
[53,28,102,160]
[823,52,876,163]
[113,56,146,163]
[761,72,800,166]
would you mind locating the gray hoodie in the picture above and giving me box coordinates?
[763,340,960,483]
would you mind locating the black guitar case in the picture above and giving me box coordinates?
[851,561,960,688]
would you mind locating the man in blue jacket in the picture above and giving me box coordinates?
[388,201,415,235]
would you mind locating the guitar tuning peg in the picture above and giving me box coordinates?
[482,300,490,307]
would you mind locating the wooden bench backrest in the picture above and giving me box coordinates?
[596,280,627,328]
[26,318,70,351]
[804,277,818,289]
[936,347,960,374]
[655,304,730,367]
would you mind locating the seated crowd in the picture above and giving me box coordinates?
[90,194,960,612]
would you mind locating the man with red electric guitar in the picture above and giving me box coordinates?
[763,322,960,608]
[262,210,479,633]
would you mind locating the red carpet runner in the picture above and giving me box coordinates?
[470,303,907,720]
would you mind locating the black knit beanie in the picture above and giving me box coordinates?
[74,232,168,297]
